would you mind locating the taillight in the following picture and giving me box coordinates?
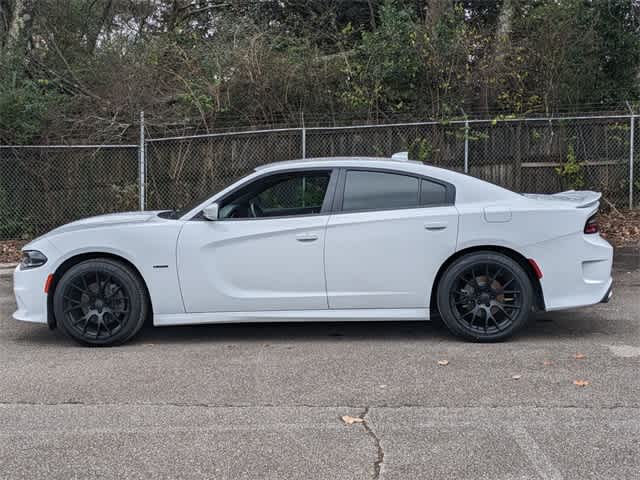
[584,214,599,234]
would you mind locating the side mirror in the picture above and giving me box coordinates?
[203,203,219,221]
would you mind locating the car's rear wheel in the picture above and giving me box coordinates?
[436,251,533,342]
[53,259,148,346]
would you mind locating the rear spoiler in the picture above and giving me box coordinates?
[522,190,602,209]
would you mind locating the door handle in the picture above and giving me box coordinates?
[424,221,447,231]
[296,233,319,242]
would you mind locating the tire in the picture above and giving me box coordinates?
[53,259,148,347]
[436,251,533,342]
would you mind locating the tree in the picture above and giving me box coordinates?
[0,0,639,143]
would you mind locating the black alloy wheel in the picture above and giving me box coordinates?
[54,259,148,346]
[437,252,533,341]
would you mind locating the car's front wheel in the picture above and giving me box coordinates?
[53,258,148,346]
[436,251,533,342]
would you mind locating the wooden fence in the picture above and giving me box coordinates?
[1,115,637,240]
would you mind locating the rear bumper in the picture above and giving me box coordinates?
[524,233,613,311]
[600,284,613,303]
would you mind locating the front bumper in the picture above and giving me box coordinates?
[12,238,60,325]
[13,264,50,325]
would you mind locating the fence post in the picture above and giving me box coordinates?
[463,117,470,174]
[301,111,306,159]
[630,111,635,209]
[138,110,146,211]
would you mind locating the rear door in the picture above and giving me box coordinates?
[324,168,458,310]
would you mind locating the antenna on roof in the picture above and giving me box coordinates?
[391,151,409,161]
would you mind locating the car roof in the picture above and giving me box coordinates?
[256,156,431,173]
[254,156,471,186]
[180,156,523,219]
[253,156,524,205]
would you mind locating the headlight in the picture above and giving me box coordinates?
[20,250,48,270]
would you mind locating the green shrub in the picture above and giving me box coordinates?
[555,145,585,190]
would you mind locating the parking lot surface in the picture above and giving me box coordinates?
[1,249,639,479]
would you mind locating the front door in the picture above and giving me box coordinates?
[177,169,335,313]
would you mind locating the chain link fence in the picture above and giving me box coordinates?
[466,117,633,202]
[0,145,138,240]
[145,128,303,211]
[1,114,638,240]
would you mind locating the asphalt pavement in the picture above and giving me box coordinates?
[1,249,639,479]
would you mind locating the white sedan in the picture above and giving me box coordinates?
[13,156,613,346]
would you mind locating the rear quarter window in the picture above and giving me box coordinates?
[342,171,420,211]
[420,179,447,205]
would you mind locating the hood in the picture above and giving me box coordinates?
[44,211,161,237]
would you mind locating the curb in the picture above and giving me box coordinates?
[0,263,17,277]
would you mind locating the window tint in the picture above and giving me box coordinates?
[342,171,419,212]
[420,179,447,205]
[219,171,330,219]
[258,174,328,210]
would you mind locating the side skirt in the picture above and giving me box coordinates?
[154,308,429,326]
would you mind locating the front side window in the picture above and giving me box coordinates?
[219,171,331,219]
[342,170,420,212]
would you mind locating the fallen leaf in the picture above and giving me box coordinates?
[598,210,640,248]
[341,415,364,425]
[0,240,27,263]
[574,353,586,360]
[573,380,590,387]
[437,360,449,366]
[512,374,522,380]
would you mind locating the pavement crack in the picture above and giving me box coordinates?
[359,406,384,480]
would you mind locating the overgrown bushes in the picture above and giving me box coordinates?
[0,0,639,144]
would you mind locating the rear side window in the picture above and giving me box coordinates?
[342,171,419,212]
[420,179,447,205]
